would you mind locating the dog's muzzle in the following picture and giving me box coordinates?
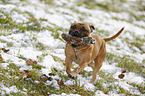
[71,30,81,37]
[69,30,88,38]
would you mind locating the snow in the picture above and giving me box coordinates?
[50,93,81,96]
[117,82,141,95]
[40,55,64,72]
[37,30,64,48]
[84,83,96,91]
[0,0,145,95]
[124,72,145,84]
[0,84,26,95]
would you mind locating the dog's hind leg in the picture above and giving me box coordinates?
[91,59,103,84]
[91,43,106,84]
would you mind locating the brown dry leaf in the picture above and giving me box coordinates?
[24,70,28,73]
[122,70,126,73]
[26,59,37,65]
[104,91,109,94]
[38,84,42,87]
[26,72,32,78]
[118,74,125,79]
[58,80,65,87]
[42,91,50,95]
[24,70,32,78]
[0,54,3,62]
[41,76,48,82]
[2,48,10,53]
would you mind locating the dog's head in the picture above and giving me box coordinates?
[69,22,95,38]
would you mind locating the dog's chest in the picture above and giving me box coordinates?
[72,49,82,63]
[65,43,96,64]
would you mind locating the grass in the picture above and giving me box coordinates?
[95,71,118,92]
[107,53,144,77]
[0,8,48,33]
[0,0,144,95]
[0,63,95,95]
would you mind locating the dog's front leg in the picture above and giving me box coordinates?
[70,61,89,77]
[65,57,73,74]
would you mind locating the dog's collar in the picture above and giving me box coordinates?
[90,39,95,44]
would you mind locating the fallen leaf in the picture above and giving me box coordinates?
[38,84,42,87]
[122,70,126,73]
[58,80,65,87]
[42,91,50,95]
[104,91,109,94]
[2,48,10,53]
[49,73,56,76]
[26,72,32,78]
[24,70,32,78]
[0,54,3,62]
[118,74,125,79]
[41,76,48,82]
[26,59,37,65]
[40,74,53,82]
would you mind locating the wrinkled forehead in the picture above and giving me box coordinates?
[70,22,90,29]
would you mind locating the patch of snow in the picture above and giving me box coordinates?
[124,72,144,84]
[1,63,9,68]
[65,79,75,85]
[50,93,81,96]
[19,47,42,60]
[117,82,142,95]
[110,12,130,20]
[0,84,25,95]
[101,62,122,73]
[34,80,40,84]
[84,66,93,72]
[40,54,64,75]
[133,21,145,27]
[11,12,29,23]
[84,83,96,91]
[141,45,145,52]
[0,4,16,13]
[37,30,64,48]
[95,90,108,96]
[76,75,92,86]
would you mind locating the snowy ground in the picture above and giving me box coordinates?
[0,0,145,95]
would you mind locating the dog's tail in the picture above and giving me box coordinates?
[103,27,124,42]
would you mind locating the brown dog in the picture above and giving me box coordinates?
[65,22,124,84]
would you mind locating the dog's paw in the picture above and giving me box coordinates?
[68,74,76,79]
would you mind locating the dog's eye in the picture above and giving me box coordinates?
[71,25,76,29]
[81,27,88,32]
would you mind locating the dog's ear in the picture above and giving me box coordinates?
[89,25,95,32]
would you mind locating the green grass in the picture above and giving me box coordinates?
[95,71,118,91]
[106,53,144,77]
[0,0,144,95]
[40,0,54,4]
[0,63,95,95]
[0,9,48,33]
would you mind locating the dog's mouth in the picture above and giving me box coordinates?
[71,44,79,47]
[69,30,88,47]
